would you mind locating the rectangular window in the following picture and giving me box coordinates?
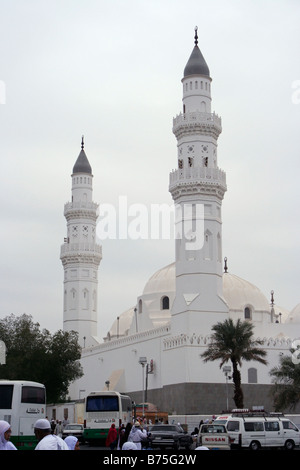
[86,396,119,412]
[0,385,14,409]
[227,420,240,432]
[264,422,279,431]
[21,386,46,404]
[244,422,264,432]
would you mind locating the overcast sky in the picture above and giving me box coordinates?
[0,0,299,339]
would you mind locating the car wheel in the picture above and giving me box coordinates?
[284,440,295,450]
[249,440,260,451]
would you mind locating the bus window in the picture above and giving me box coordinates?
[86,396,119,412]
[0,384,14,409]
[21,386,46,404]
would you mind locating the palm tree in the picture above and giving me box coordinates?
[270,353,300,411]
[201,318,267,408]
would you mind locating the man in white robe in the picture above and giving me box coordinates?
[34,419,69,450]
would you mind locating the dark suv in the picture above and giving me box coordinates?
[149,424,193,450]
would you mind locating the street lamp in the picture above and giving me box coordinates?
[222,366,231,411]
[138,357,147,418]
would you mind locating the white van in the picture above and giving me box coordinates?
[215,414,300,450]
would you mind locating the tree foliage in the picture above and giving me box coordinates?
[0,313,83,403]
[201,318,267,408]
[270,353,300,411]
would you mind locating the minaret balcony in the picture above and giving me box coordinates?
[169,166,227,200]
[172,111,222,139]
[60,241,102,264]
[64,201,99,220]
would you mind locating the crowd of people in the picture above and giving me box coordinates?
[0,419,79,451]
[106,419,151,450]
[0,417,213,451]
[0,417,151,451]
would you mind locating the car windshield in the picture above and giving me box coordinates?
[151,425,181,432]
[201,425,226,433]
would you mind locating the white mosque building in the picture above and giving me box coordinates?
[61,30,300,414]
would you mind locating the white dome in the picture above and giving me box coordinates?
[286,303,300,323]
[104,307,134,341]
[143,262,270,312]
[142,263,175,295]
[222,272,270,311]
[106,263,285,338]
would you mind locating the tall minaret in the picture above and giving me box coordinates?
[60,138,102,348]
[169,28,228,336]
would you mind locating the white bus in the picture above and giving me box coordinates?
[0,380,46,449]
[83,391,132,443]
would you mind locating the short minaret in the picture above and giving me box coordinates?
[169,28,228,336]
[60,138,102,348]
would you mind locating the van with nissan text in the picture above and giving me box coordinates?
[215,411,300,450]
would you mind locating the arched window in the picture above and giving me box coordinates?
[248,368,257,383]
[244,307,252,320]
[70,289,76,310]
[64,290,67,311]
[93,290,97,311]
[83,289,89,309]
[204,230,213,260]
[161,296,170,310]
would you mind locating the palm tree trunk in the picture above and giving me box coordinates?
[232,360,244,408]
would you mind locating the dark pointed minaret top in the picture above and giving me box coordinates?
[183,26,210,77]
[72,136,92,175]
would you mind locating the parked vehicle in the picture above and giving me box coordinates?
[149,424,193,450]
[62,423,85,443]
[215,412,300,450]
[197,423,231,450]
[83,391,132,444]
[0,380,46,449]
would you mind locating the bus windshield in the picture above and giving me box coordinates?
[86,396,119,412]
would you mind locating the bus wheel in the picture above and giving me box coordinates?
[284,440,295,450]
[249,440,260,451]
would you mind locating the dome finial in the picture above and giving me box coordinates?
[270,290,275,307]
[224,257,228,273]
[194,26,198,46]
[81,135,84,150]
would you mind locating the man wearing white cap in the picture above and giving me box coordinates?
[34,419,69,450]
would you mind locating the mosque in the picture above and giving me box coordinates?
[60,29,300,414]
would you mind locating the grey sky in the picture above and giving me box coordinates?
[0,0,299,338]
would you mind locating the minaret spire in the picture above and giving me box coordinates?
[194,26,198,46]
[81,135,84,150]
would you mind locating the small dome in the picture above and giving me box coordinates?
[223,273,270,312]
[184,46,210,78]
[142,263,175,295]
[104,307,134,341]
[286,303,300,323]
